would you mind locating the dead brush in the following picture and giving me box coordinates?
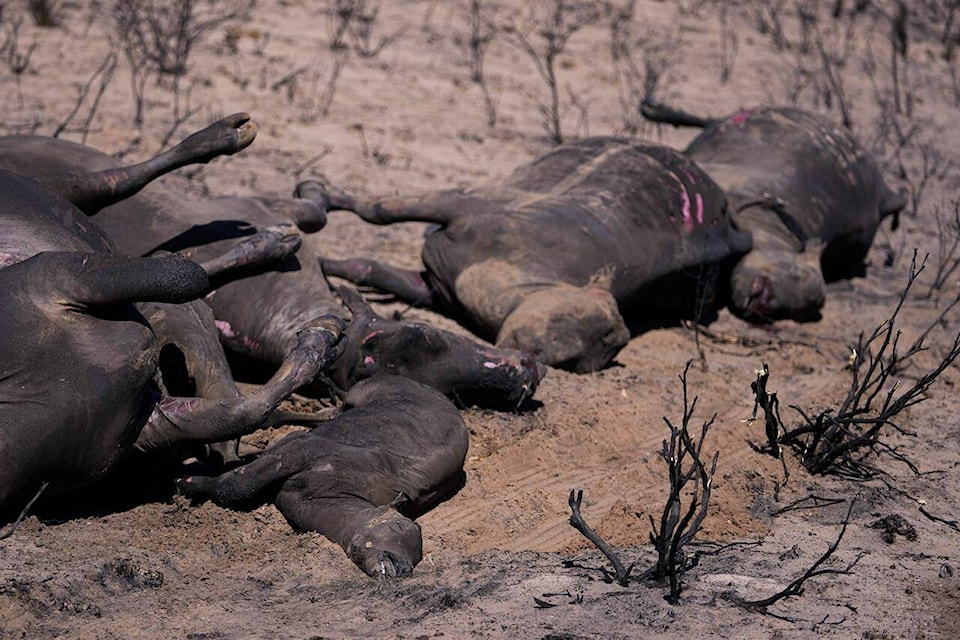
[112,0,254,130]
[752,251,960,478]
[1,14,40,104]
[461,0,500,127]
[928,199,960,295]
[503,0,600,144]
[27,0,62,27]
[328,0,404,59]
[568,361,718,604]
[606,0,681,135]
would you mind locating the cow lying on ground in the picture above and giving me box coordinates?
[0,116,345,516]
[0,135,546,409]
[179,375,469,578]
[640,100,907,322]
[296,139,753,372]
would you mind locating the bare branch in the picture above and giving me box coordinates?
[649,360,719,604]
[567,489,633,586]
[737,499,861,611]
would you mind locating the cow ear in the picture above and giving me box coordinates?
[800,238,825,266]
[587,264,616,291]
[336,285,382,322]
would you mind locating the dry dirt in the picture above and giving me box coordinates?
[2,1,960,638]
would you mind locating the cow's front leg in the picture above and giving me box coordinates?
[196,223,302,286]
[296,176,491,226]
[134,315,346,451]
[176,438,308,508]
[322,258,433,306]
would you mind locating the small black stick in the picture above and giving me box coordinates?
[738,499,862,611]
[919,505,960,533]
[0,481,49,541]
[568,489,633,586]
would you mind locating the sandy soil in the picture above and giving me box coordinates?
[2,1,960,638]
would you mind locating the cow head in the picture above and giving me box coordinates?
[496,278,630,374]
[330,287,546,408]
[729,239,826,323]
[346,507,423,577]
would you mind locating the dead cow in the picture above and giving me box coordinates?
[297,138,752,372]
[0,135,545,409]
[641,100,907,322]
[0,115,345,517]
[179,375,469,578]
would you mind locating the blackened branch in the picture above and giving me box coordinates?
[650,360,719,604]
[738,499,862,611]
[567,489,633,587]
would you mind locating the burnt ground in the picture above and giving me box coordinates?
[2,1,960,638]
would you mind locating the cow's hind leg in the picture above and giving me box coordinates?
[322,258,433,306]
[296,176,497,226]
[196,223,302,287]
[134,316,346,451]
[639,98,716,128]
[36,113,257,215]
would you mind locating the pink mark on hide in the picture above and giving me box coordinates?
[215,320,236,338]
[363,355,376,365]
[241,335,261,351]
[0,252,25,268]
[679,181,694,232]
[695,192,704,224]
[361,330,384,345]
[730,109,755,126]
[481,351,516,369]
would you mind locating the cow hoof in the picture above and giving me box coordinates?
[288,200,328,233]
[179,113,258,162]
[221,112,258,152]
[175,476,208,502]
[237,223,302,265]
[294,175,351,212]
[284,315,348,385]
[295,315,347,352]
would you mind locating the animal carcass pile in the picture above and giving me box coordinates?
[0,102,902,576]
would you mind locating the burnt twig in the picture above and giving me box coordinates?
[737,499,862,612]
[53,51,118,142]
[781,252,960,477]
[750,363,784,459]
[771,494,845,517]
[567,489,633,586]
[649,360,719,604]
[0,481,49,541]
[919,505,960,533]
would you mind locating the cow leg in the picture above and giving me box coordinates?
[322,258,433,306]
[176,436,309,507]
[35,113,256,215]
[30,251,208,307]
[296,176,496,226]
[639,98,716,129]
[133,316,346,451]
[195,223,302,286]
[253,196,328,233]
